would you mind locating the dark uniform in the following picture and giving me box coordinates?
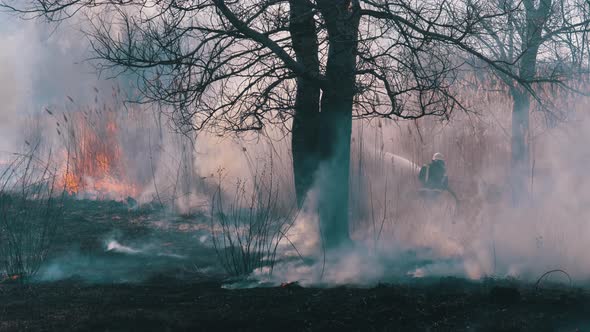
[418,153,458,204]
[419,159,448,190]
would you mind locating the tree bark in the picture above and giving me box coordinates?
[316,0,360,249]
[510,0,549,205]
[510,86,531,205]
[289,0,321,208]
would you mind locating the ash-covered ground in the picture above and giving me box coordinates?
[1,199,589,332]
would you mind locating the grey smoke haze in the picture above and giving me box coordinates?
[0,14,124,152]
[0,12,203,206]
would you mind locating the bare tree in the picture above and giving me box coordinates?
[466,0,590,204]
[1,0,545,248]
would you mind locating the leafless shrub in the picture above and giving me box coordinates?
[0,144,64,281]
[209,165,298,277]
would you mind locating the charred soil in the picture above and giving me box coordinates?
[1,278,589,331]
[0,199,588,332]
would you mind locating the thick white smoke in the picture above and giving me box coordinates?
[232,104,590,287]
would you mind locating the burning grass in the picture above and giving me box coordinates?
[54,108,140,200]
[35,91,204,214]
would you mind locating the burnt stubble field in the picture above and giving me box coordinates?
[0,200,589,332]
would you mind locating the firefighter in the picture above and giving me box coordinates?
[418,152,449,191]
[418,152,459,209]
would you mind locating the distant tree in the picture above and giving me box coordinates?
[1,0,539,248]
[466,0,590,205]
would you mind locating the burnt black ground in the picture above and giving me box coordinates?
[1,199,589,332]
[1,278,589,331]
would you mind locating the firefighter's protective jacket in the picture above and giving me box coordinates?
[419,160,448,190]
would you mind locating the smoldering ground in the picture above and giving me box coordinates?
[227,95,590,288]
[25,197,224,283]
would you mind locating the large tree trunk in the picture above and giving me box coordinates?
[510,0,549,205]
[510,0,552,206]
[289,0,321,208]
[510,86,531,205]
[316,0,360,249]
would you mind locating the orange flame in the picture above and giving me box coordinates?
[58,110,139,200]
[62,172,81,195]
[0,274,20,283]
